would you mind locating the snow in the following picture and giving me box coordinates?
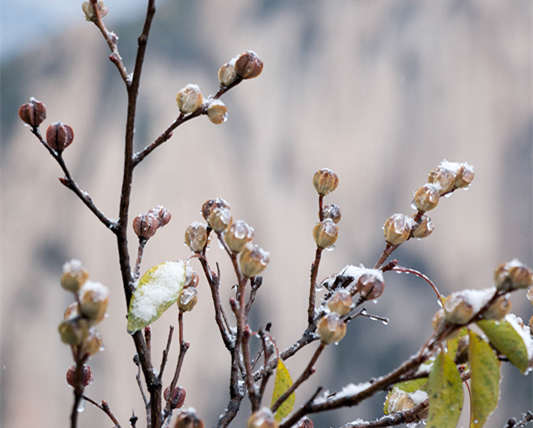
[446,287,496,315]
[63,259,83,274]
[505,313,533,361]
[80,281,108,299]
[314,382,371,404]
[409,390,428,405]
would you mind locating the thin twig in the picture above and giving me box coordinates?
[82,395,122,427]
[134,355,149,410]
[340,401,428,427]
[134,238,147,281]
[392,266,445,307]
[308,247,323,325]
[374,243,398,269]
[158,325,175,381]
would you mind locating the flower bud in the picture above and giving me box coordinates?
[412,183,440,212]
[235,51,263,79]
[495,259,533,291]
[206,100,228,124]
[133,213,159,240]
[321,203,341,224]
[176,84,203,114]
[61,259,89,293]
[444,294,474,324]
[387,389,417,413]
[184,271,199,289]
[218,62,237,87]
[295,417,314,428]
[46,122,74,153]
[18,98,46,127]
[58,318,89,346]
[66,364,93,388]
[247,407,278,428]
[455,163,475,189]
[79,281,109,322]
[82,1,108,21]
[178,288,198,312]
[164,386,186,409]
[224,220,254,253]
[313,219,338,249]
[148,205,172,227]
[239,243,270,278]
[201,198,230,220]
[327,289,352,316]
[313,168,338,195]
[317,313,347,344]
[207,207,232,232]
[432,308,446,332]
[174,408,204,428]
[82,328,104,355]
[509,264,533,289]
[383,213,412,245]
[527,287,533,305]
[411,214,433,239]
[64,302,80,320]
[356,273,385,300]
[185,222,209,253]
[482,295,511,321]
[428,166,456,195]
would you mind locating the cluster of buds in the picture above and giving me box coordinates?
[322,266,386,306]
[247,407,278,428]
[218,50,263,87]
[81,1,108,22]
[494,259,533,292]
[312,169,341,249]
[133,205,172,241]
[174,408,204,428]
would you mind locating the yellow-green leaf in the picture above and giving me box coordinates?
[270,359,295,422]
[427,351,463,428]
[468,331,500,428]
[477,316,529,373]
[384,378,427,414]
[447,327,468,359]
[127,261,187,333]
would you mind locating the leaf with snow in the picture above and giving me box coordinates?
[477,314,531,374]
[468,331,500,428]
[384,378,427,415]
[270,359,295,422]
[427,351,463,428]
[127,261,187,333]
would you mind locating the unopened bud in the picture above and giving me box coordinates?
[178,288,198,312]
[428,166,456,195]
[455,163,475,189]
[164,386,186,409]
[82,1,108,21]
[201,198,230,220]
[46,122,74,153]
[79,281,109,322]
[321,203,341,224]
[218,62,237,87]
[432,308,446,333]
[61,259,89,293]
[133,213,159,240]
[174,408,204,428]
[64,302,80,320]
[317,313,347,344]
[411,214,433,239]
[176,84,204,114]
[66,364,93,388]
[184,271,199,289]
[509,264,533,289]
[412,183,440,212]
[82,328,104,355]
[313,168,338,195]
[148,205,172,227]
[239,243,270,278]
[482,295,511,321]
[224,220,254,253]
[356,273,385,300]
[313,219,338,249]
[185,222,209,253]
[387,389,417,413]
[247,407,278,428]
[18,98,46,127]
[295,417,314,428]
[206,100,228,124]
[383,213,412,245]
[327,289,352,316]
[495,259,533,291]
[235,51,263,80]
[58,318,89,346]
[444,294,474,324]
[207,207,232,232]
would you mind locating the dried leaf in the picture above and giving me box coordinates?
[270,359,295,422]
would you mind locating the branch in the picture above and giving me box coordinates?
[504,411,533,428]
[340,401,428,428]
[158,325,175,381]
[83,395,122,428]
[392,266,444,307]
[374,243,398,269]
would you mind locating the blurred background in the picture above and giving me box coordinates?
[1,1,532,427]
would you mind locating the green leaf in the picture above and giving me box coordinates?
[427,350,463,428]
[477,317,529,373]
[468,331,500,428]
[447,327,468,359]
[270,359,295,422]
[384,378,427,415]
[127,261,187,333]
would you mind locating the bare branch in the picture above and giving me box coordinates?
[83,395,122,428]
[340,401,428,428]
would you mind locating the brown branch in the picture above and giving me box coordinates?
[374,243,398,269]
[83,395,122,427]
[340,401,428,428]
[134,238,147,281]
[158,325,175,382]
[308,247,323,325]
[505,411,533,428]
[133,355,149,411]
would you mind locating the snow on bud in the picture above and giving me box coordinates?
[327,289,352,316]
[321,203,341,224]
[313,218,338,249]
[58,318,89,346]
[79,281,109,323]
[239,243,270,278]
[432,308,446,333]
[82,1,108,21]
[133,213,159,240]
[184,271,199,289]
[495,259,533,291]
[178,288,198,312]
[313,168,339,195]
[482,295,511,321]
[176,84,204,114]
[428,166,456,195]
[412,183,440,212]
[148,205,172,227]
[247,407,278,428]
[46,122,74,153]
[61,259,89,293]
[218,61,237,87]
[235,51,263,80]
[317,313,346,344]
[201,198,230,221]
[82,328,103,355]
[356,272,385,300]
[224,219,254,253]
[454,163,475,189]
[207,207,232,232]
[18,98,46,127]
[174,408,204,428]
[66,364,93,388]
[164,385,186,409]
[383,213,412,245]
[185,222,208,253]
[206,99,228,124]
[387,389,416,413]
[411,214,433,239]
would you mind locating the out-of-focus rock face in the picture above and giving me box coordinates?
[1,1,531,427]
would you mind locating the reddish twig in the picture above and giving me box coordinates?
[374,243,398,269]
[83,395,122,427]
[340,400,428,427]
[133,238,147,281]
[158,325,175,381]
[308,247,323,325]
[392,266,445,307]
